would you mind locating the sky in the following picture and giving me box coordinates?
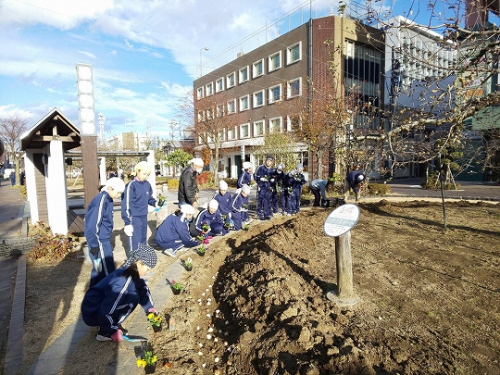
[0,0,448,140]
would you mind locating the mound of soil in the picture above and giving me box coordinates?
[151,201,500,375]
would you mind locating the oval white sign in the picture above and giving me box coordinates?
[323,204,360,237]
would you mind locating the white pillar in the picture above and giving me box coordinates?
[99,156,107,183]
[24,150,39,223]
[46,141,69,235]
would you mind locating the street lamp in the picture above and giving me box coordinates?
[200,47,209,77]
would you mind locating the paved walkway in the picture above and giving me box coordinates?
[1,179,499,375]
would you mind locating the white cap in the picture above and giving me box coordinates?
[180,205,195,215]
[106,177,125,193]
[219,180,228,190]
[243,162,253,170]
[190,158,204,167]
[208,199,219,209]
[242,184,251,194]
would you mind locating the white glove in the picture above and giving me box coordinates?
[260,177,266,182]
[124,225,134,237]
[270,178,275,183]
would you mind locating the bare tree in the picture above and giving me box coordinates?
[0,115,27,185]
[180,90,242,185]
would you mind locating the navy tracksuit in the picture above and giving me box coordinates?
[237,170,253,189]
[121,179,156,258]
[288,172,306,214]
[231,190,249,230]
[155,213,198,251]
[81,268,154,336]
[254,165,275,219]
[85,190,116,287]
[191,208,227,237]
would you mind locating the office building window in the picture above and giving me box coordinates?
[239,95,249,111]
[205,82,213,96]
[253,90,264,108]
[269,117,282,133]
[287,77,302,98]
[216,78,224,93]
[239,66,249,84]
[196,87,204,100]
[268,84,282,103]
[287,42,301,64]
[253,120,265,136]
[227,72,236,88]
[240,123,250,138]
[253,59,264,78]
[268,51,282,71]
[227,127,236,140]
[227,99,236,114]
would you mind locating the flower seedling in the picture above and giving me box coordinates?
[198,245,207,255]
[185,257,193,268]
[136,349,158,368]
[242,224,250,231]
[201,222,210,232]
[148,312,162,328]
[157,194,166,207]
[171,280,184,291]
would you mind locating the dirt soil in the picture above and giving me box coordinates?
[23,200,500,375]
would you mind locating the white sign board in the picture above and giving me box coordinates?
[323,204,360,237]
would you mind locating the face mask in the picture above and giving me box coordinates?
[196,167,203,173]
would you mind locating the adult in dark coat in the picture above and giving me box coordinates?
[178,158,204,209]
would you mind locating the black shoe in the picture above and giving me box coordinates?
[118,325,128,335]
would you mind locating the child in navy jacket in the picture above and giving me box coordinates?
[121,161,157,258]
[155,204,199,258]
[191,199,227,237]
[81,244,158,342]
[231,184,251,230]
[85,178,125,287]
[213,180,233,228]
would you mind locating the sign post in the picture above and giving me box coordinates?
[323,204,360,307]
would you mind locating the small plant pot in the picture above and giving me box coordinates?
[144,364,156,374]
[152,324,162,333]
[185,265,193,271]
[172,288,181,295]
[197,251,205,257]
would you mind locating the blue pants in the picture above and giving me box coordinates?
[291,188,302,213]
[257,187,273,218]
[279,190,287,213]
[126,215,148,258]
[232,210,249,230]
[210,221,228,236]
[271,187,279,213]
[89,241,115,287]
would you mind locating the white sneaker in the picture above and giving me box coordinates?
[243,219,253,225]
[176,247,188,253]
[163,248,177,258]
[96,334,112,342]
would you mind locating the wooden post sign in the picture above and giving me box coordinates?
[323,204,360,307]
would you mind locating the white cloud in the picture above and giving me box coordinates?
[76,50,97,59]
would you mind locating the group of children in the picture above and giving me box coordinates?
[252,155,307,220]
[82,161,160,342]
[80,157,365,342]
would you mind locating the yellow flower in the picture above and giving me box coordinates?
[147,313,154,320]
[136,358,147,368]
[152,355,158,364]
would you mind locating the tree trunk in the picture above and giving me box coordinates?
[316,149,325,179]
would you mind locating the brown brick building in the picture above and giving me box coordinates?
[193,15,385,180]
